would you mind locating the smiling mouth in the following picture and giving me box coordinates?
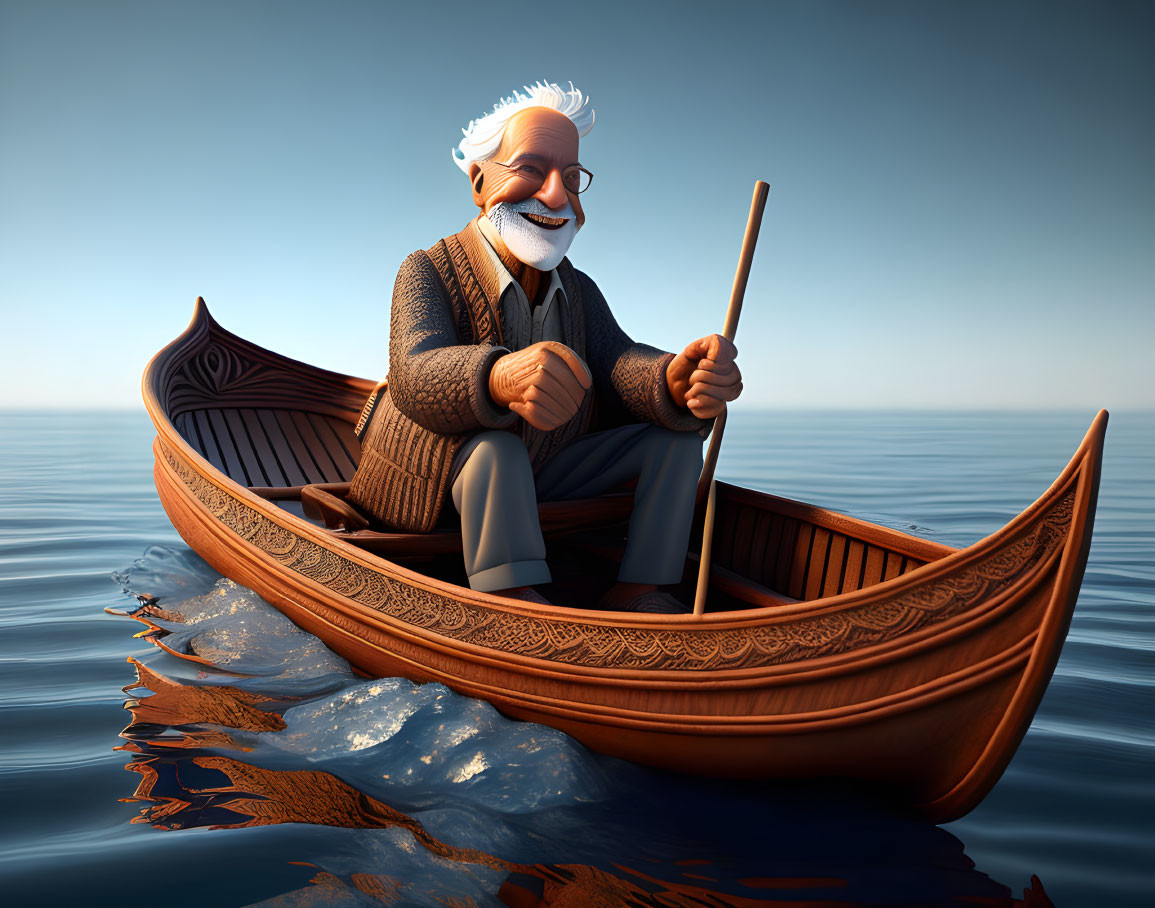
[520,212,569,230]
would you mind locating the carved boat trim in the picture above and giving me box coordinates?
[157,435,1076,673]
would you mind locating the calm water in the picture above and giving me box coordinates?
[1,410,1151,906]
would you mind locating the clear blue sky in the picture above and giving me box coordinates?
[2,0,1151,410]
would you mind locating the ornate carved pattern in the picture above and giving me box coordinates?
[166,342,301,412]
[162,442,1074,672]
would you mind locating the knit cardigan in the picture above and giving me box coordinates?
[348,219,707,532]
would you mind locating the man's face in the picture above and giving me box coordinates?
[470,106,586,230]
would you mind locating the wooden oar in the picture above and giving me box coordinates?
[693,180,769,617]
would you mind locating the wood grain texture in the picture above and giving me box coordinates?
[141,298,1108,823]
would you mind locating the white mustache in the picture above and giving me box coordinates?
[506,197,578,223]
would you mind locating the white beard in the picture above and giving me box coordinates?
[487,198,580,271]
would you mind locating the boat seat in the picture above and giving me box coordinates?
[250,482,636,557]
[300,483,370,531]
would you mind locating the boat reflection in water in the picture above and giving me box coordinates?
[112,547,1052,907]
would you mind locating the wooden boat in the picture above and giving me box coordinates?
[143,299,1106,822]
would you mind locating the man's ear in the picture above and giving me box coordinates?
[468,164,485,208]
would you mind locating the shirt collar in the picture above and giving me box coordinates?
[475,219,567,311]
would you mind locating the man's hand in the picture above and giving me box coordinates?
[665,334,742,419]
[489,341,593,431]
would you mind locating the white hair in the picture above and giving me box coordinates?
[451,80,594,175]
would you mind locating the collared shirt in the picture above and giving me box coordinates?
[474,230,568,352]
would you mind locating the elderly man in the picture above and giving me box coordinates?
[349,81,742,611]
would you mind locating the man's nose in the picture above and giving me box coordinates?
[534,168,569,210]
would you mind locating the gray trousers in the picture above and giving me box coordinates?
[450,424,704,592]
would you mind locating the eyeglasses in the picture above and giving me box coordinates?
[484,159,594,194]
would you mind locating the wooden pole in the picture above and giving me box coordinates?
[693,181,769,617]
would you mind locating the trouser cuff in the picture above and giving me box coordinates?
[469,560,552,593]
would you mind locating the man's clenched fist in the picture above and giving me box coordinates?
[665,334,742,419]
[489,341,593,431]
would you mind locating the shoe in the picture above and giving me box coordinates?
[498,586,552,605]
[622,591,691,614]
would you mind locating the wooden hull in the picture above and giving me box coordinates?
[143,300,1106,822]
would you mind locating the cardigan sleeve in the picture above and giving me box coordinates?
[386,250,517,435]
[576,269,710,434]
